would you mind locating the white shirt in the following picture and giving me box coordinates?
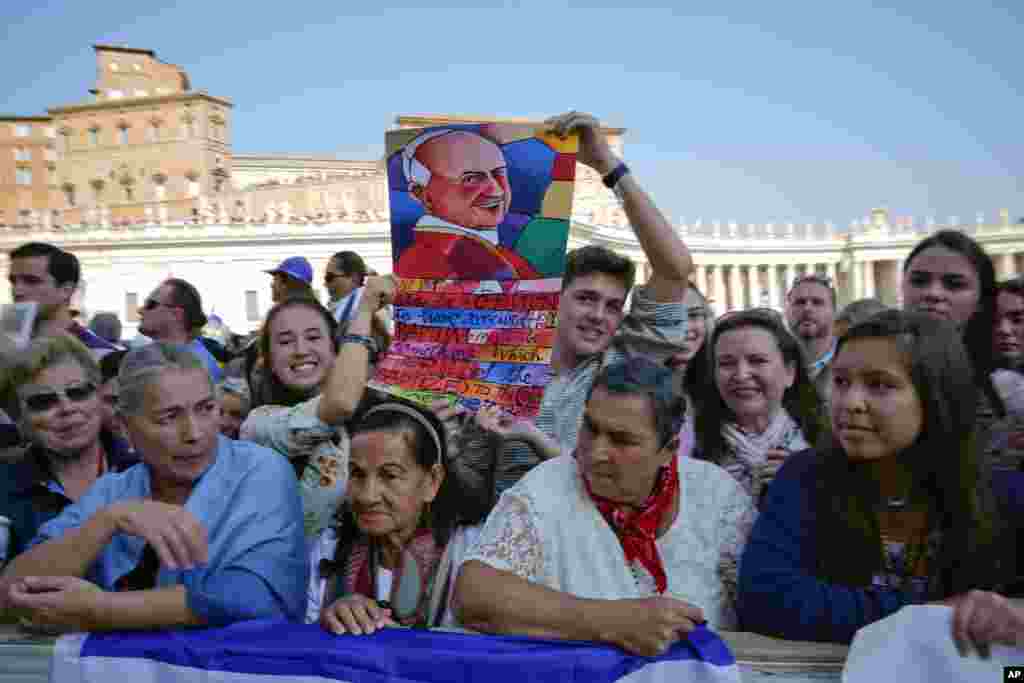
[464,455,756,629]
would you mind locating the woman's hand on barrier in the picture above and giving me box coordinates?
[8,575,105,633]
[596,596,705,657]
[321,594,397,635]
[950,590,1024,658]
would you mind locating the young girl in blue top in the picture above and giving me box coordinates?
[739,310,1021,643]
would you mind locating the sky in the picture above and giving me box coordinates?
[2,0,1021,227]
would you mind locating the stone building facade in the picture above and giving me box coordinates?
[1,45,1021,335]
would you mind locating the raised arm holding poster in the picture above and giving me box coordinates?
[371,121,578,418]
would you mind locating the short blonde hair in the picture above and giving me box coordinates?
[1,335,100,420]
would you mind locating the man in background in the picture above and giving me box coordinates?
[785,273,837,403]
[7,242,119,356]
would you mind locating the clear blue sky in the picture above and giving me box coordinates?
[2,1,1021,227]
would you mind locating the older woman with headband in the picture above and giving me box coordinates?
[0,343,307,631]
[454,358,755,656]
[311,397,486,632]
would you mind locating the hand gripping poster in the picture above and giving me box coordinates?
[371,122,578,418]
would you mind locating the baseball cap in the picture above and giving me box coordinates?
[265,256,313,285]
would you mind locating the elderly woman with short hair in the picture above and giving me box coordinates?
[0,343,307,631]
[454,358,755,657]
[0,337,136,560]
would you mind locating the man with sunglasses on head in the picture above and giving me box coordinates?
[784,273,837,404]
[0,336,137,562]
[138,279,224,383]
[7,242,120,356]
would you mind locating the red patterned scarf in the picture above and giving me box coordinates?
[338,528,443,628]
[583,457,680,593]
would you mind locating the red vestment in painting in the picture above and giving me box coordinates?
[395,223,540,280]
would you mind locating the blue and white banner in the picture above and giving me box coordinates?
[51,620,740,683]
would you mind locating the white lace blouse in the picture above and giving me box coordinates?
[463,455,756,629]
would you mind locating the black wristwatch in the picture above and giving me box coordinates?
[601,161,630,189]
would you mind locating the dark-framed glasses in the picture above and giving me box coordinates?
[20,382,97,412]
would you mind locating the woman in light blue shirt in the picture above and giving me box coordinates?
[0,343,307,631]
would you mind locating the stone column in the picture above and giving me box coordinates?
[695,264,709,296]
[999,253,1016,279]
[745,265,760,307]
[767,264,781,310]
[729,265,745,311]
[711,264,726,316]
[849,257,863,300]
[783,264,795,296]
[863,261,876,299]
[827,261,838,285]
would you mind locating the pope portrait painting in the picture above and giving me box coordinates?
[394,128,542,280]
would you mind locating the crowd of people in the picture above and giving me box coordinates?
[2,111,1024,662]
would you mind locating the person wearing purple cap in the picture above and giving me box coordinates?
[266,256,315,304]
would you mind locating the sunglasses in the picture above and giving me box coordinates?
[142,298,181,311]
[21,382,97,412]
[790,274,834,290]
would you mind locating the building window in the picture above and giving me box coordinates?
[16,168,32,185]
[117,127,128,145]
[88,128,99,147]
[13,147,31,161]
[14,123,30,137]
[126,293,139,322]
[245,291,260,322]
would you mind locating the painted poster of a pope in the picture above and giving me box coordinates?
[374,116,578,418]
[387,120,578,280]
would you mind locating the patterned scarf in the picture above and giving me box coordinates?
[333,528,443,628]
[583,457,680,593]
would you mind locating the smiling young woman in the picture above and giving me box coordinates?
[693,309,824,504]
[240,278,395,541]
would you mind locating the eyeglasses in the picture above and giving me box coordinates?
[20,382,97,412]
[142,298,181,311]
[323,272,347,283]
[790,274,834,290]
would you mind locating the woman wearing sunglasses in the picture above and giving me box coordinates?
[0,336,138,561]
[693,308,824,505]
